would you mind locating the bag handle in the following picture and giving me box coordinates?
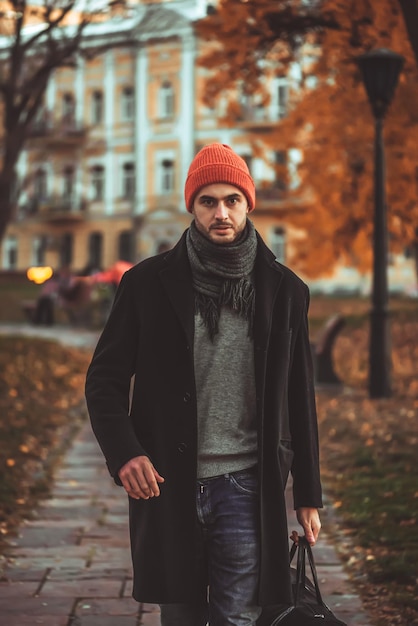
[290,536,324,607]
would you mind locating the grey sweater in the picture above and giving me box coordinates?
[194,307,258,479]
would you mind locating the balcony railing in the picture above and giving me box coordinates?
[22,196,87,222]
[28,113,87,144]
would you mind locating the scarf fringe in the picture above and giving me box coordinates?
[187,220,257,341]
[195,277,255,341]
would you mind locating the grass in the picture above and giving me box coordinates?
[314,300,418,625]
[0,280,40,322]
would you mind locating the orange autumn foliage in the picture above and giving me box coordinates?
[198,0,418,279]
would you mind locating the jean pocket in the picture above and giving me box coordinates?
[229,469,258,496]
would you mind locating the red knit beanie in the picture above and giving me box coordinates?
[184,143,256,213]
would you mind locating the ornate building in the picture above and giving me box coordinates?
[1,0,415,295]
[1,0,291,275]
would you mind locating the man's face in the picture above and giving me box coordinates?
[191,183,249,244]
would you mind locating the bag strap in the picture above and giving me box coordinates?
[290,536,324,607]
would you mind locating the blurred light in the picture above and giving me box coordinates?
[27,266,53,284]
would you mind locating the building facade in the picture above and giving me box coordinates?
[0,0,416,295]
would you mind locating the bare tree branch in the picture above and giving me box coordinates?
[397,0,418,67]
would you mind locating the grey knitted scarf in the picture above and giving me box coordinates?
[186,219,257,340]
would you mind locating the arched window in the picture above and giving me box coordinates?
[122,162,135,199]
[88,232,103,269]
[34,168,47,200]
[270,227,286,263]
[118,230,134,262]
[121,86,135,121]
[61,232,73,266]
[92,90,104,124]
[62,166,75,201]
[161,159,174,193]
[32,235,47,266]
[62,92,75,122]
[91,165,105,201]
[277,81,288,120]
[159,81,174,118]
[3,236,18,269]
[274,150,287,191]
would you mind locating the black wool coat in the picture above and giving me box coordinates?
[85,230,322,606]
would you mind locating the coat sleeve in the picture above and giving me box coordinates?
[85,271,148,484]
[288,285,323,509]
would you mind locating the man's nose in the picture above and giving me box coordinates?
[214,202,228,220]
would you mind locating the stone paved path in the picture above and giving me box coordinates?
[0,323,373,625]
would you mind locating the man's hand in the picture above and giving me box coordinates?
[118,456,165,500]
[293,507,321,545]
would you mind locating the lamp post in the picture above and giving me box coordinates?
[356,48,404,399]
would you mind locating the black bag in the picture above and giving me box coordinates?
[270,537,348,625]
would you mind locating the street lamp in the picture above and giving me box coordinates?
[356,48,404,399]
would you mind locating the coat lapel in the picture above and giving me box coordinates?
[158,232,195,349]
[254,234,284,352]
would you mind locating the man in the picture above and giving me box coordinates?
[85,144,322,626]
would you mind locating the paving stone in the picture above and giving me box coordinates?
[140,613,161,626]
[0,580,39,597]
[87,548,132,568]
[79,528,130,548]
[38,578,122,597]
[316,564,349,596]
[0,564,47,582]
[74,596,139,615]
[38,497,98,509]
[4,546,92,560]
[4,556,88,571]
[12,526,82,549]
[103,514,130,525]
[142,603,160,613]
[71,617,137,625]
[0,595,73,616]
[47,566,131,581]
[55,467,105,481]
[50,482,99,497]
[2,617,68,625]
[22,518,95,529]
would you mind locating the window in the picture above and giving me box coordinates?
[159,81,174,118]
[62,166,75,201]
[277,82,288,119]
[270,227,286,263]
[121,86,135,121]
[274,151,287,190]
[91,165,105,201]
[62,92,75,122]
[161,159,174,193]
[61,233,73,266]
[3,236,18,269]
[122,163,135,199]
[118,230,134,262]
[88,232,103,269]
[32,235,47,266]
[242,154,253,175]
[34,168,47,200]
[91,90,103,124]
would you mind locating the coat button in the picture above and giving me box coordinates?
[183,392,191,403]
[177,442,188,453]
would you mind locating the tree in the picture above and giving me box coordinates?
[0,0,125,243]
[197,0,418,281]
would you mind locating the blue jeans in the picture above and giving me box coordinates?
[160,467,262,626]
